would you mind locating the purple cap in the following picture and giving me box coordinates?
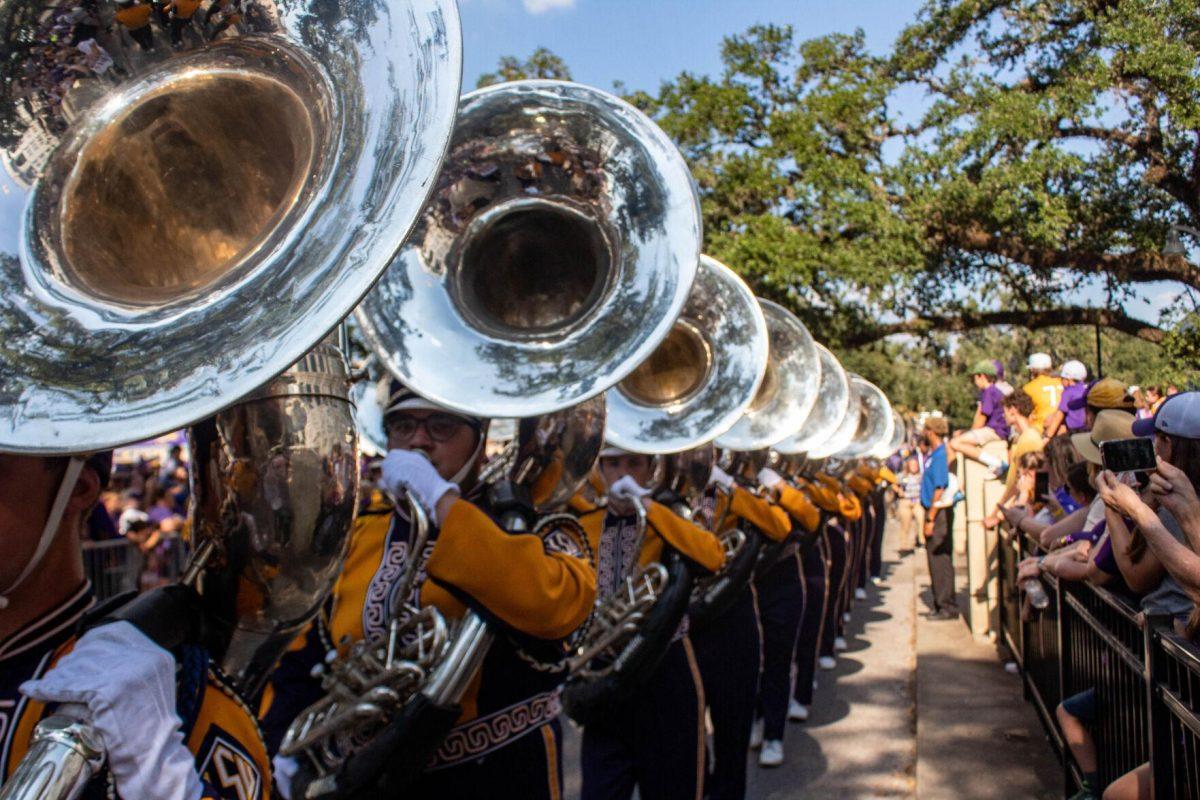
[1132,391,1200,439]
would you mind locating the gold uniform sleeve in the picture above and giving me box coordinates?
[423,499,597,640]
[776,484,820,534]
[729,486,792,542]
[645,501,726,573]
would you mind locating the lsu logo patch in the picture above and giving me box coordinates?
[197,727,262,800]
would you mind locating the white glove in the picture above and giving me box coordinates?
[21,622,203,800]
[609,475,652,503]
[758,468,784,490]
[708,464,735,491]
[381,449,459,524]
[273,754,299,800]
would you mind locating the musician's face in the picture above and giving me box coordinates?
[388,411,479,482]
[599,454,653,489]
[0,454,98,596]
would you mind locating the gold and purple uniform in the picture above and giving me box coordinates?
[263,492,595,799]
[0,584,270,800]
[575,501,724,800]
[696,484,795,799]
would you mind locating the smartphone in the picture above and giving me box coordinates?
[1100,437,1157,474]
[1034,470,1049,500]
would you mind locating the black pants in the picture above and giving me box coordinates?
[869,491,887,580]
[692,588,760,800]
[792,541,827,706]
[926,507,957,612]
[755,553,804,742]
[854,507,873,591]
[581,637,705,800]
[820,523,848,659]
[410,719,563,800]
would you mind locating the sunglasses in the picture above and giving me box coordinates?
[386,413,469,443]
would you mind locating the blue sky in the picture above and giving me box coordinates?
[458,0,924,93]
[455,0,1188,325]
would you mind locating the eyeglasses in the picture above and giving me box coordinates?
[386,413,468,443]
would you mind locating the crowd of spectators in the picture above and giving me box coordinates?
[919,352,1198,800]
[89,444,190,591]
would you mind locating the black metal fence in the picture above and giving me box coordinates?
[999,524,1200,798]
[82,536,189,600]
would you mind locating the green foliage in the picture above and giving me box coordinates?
[476,48,572,88]
[631,4,1200,351]
[480,2,1200,390]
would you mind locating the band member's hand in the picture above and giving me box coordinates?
[20,622,203,800]
[757,468,784,492]
[707,464,735,491]
[610,475,653,513]
[381,449,459,524]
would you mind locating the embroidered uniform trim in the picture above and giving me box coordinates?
[427,689,562,770]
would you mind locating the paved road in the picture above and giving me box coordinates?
[561,522,1062,799]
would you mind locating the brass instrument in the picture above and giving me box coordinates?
[774,344,852,456]
[311,79,700,772]
[357,79,702,419]
[562,258,769,716]
[0,0,462,794]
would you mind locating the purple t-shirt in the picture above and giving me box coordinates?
[979,384,1011,439]
[1059,383,1088,431]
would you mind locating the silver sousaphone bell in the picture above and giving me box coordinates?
[605,254,768,454]
[356,79,702,418]
[716,299,820,454]
[774,343,852,456]
[0,0,462,454]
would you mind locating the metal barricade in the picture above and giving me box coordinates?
[81,539,142,600]
[1060,580,1148,789]
[82,535,191,600]
[999,520,1200,798]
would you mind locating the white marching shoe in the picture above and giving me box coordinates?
[787,699,809,721]
[854,587,867,601]
[842,612,852,623]
[750,718,764,749]
[818,655,837,670]
[871,575,884,586]
[834,636,848,652]
[758,739,784,767]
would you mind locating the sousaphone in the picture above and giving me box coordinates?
[357,79,702,418]
[715,300,820,453]
[0,0,462,454]
[605,254,768,454]
[774,343,852,455]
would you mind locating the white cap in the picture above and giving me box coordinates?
[1028,352,1052,370]
[1060,360,1087,381]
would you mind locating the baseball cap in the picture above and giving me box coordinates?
[970,359,997,377]
[1071,410,1135,465]
[1060,360,1087,381]
[1132,391,1200,439]
[1028,353,1052,370]
[1080,378,1136,411]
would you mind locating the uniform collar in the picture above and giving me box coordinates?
[0,582,92,663]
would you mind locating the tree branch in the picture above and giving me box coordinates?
[844,306,1165,347]
[936,223,1200,288]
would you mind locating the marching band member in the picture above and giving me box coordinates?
[860,462,898,587]
[813,470,861,670]
[785,470,830,723]
[261,383,596,799]
[847,466,877,601]
[691,462,791,798]
[748,465,820,768]
[1,451,271,799]
[575,446,725,800]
